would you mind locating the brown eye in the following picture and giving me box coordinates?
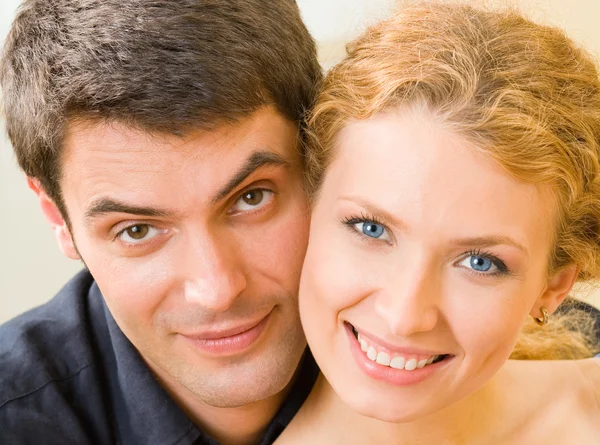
[230,188,274,213]
[126,225,149,240]
[242,190,264,206]
[116,224,163,245]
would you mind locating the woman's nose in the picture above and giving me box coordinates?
[374,262,440,337]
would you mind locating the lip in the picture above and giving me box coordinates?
[180,310,272,356]
[345,323,453,386]
[350,323,447,356]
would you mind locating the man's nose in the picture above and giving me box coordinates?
[181,233,247,312]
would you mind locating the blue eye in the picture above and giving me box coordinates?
[458,253,507,275]
[343,214,392,243]
[352,221,391,241]
[361,222,385,238]
[469,256,493,272]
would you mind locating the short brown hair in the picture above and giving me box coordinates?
[306,1,600,358]
[1,0,322,217]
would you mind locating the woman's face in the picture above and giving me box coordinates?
[300,108,568,422]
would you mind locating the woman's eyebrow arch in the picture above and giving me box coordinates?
[449,235,528,254]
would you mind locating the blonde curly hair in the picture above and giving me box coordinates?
[305,1,600,359]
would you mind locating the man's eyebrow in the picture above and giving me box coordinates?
[84,199,174,226]
[211,151,291,204]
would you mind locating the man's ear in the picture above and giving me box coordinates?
[27,177,80,260]
[530,264,579,318]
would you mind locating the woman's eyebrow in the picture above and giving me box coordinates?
[449,236,528,255]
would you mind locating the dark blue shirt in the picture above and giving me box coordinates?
[0,270,318,444]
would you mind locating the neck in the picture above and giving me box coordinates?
[182,391,290,445]
[148,363,298,445]
[302,370,509,445]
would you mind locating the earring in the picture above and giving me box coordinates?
[533,307,549,326]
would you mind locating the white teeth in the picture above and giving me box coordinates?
[357,333,369,352]
[376,352,391,366]
[367,347,377,361]
[390,356,406,370]
[356,330,441,370]
[405,358,418,371]
[360,339,368,352]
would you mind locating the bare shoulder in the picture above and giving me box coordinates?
[557,359,600,441]
[573,358,600,415]
[502,359,600,444]
[511,358,600,410]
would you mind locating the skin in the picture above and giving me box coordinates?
[31,106,310,445]
[298,106,577,434]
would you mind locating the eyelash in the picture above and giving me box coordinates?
[228,187,277,216]
[342,212,386,226]
[111,185,275,240]
[340,215,510,276]
[113,223,160,242]
[460,248,510,277]
[341,212,391,242]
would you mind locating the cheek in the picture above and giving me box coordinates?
[299,224,371,350]
[301,219,376,311]
[272,206,311,279]
[235,200,310,290]
[446,279,535,362]
[77,236,174,337]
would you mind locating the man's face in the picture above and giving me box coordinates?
[57,107,309,407]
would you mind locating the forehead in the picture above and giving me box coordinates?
[58,107,300,210]
[61,107,299,172]
[325,108,556,246]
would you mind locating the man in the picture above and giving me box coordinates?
[0,1,322,444]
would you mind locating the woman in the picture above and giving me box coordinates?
[277,2,600,443]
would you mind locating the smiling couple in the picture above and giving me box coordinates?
[1,1,600,444]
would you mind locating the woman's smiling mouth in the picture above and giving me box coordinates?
[345,322,453,385]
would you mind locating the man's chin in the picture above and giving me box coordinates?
[180,351,304,407]
[168,333,306,407]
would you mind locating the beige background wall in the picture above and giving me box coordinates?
[1,0,600,323]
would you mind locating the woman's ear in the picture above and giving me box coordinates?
[530,264,579,317]
[27,177,80,260]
